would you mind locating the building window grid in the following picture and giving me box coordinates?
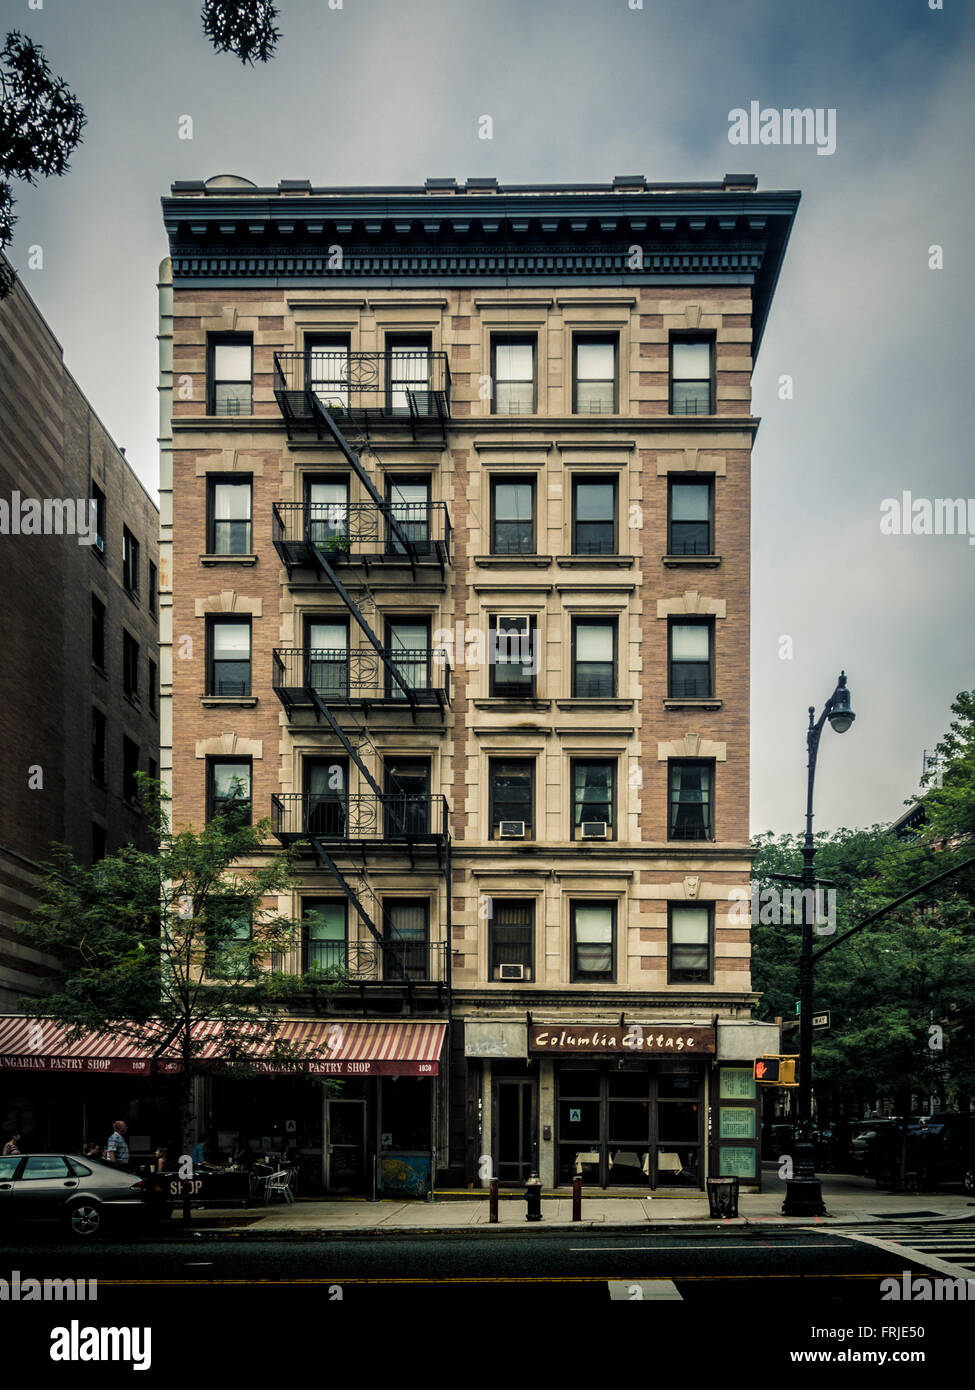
[491,337,535,415]
[668,619,713,699]
[207,757,253,828]
[572,477,617,556]
[122,528,140,595]
[489,758,535,837]
[668,760,714,841]
[668,478,713,557]
[668,904,713,984]
[91,595,106,670]
[489,900,535,979]
[208,477,253,555]
[489,614,536,698]
[670,337,714,416]
[122,631,139,701]
[490,478,535,555]
[209,335,253,417]
[573,337,617,414]
[572,759,616,839]
[571,617,617,698]
[570,900,616,982]
[207,619,252,698]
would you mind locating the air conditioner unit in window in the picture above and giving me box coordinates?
[581,821,608,839]
[497,964,525,981]
[498,820,526,838]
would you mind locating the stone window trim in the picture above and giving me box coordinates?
[195,590,263,618]
[194,450,265,478]
[657,734,727,762]
[655,449,727,477]
[195,734,264,761]
[656,591,726,620]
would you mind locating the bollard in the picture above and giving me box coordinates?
[524,1172,543,1221]
[489,1177,499,1223]
[571,1175,582,1222]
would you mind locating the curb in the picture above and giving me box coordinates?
[159,1209,975,1242]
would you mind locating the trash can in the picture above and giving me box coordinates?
[706,1176,739,1218]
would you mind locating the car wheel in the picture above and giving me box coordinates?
[964,1168,975,1196]
[66,1202,103,1239]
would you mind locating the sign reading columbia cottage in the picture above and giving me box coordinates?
[529,1025,716,1055]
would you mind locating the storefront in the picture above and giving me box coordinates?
[465,1017,778,1191]
[0,1015,448,1197]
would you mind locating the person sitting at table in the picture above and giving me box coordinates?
[231,1138,253,1170]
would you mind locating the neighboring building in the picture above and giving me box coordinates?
[0,259,160,1016]
[151,171,796,1192]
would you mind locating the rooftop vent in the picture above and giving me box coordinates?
[204,174,257,189]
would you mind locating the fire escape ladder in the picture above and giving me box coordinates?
[307,837,385,948]
[307,691,384,798]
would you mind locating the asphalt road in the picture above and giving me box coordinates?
[0,1224,927,1300]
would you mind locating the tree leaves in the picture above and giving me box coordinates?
[201,0,281,64]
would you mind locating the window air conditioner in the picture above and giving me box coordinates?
[581,821,608,839]
[497,964,525,981]
[498,820,526,838]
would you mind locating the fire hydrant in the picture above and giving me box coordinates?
[524,1172,543,1221]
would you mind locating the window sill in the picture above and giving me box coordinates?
[555,698,633,710]
[556,555,634,568]
[663,554,721,568]
[663,697,723,711]
[123,693,141,712]
[473,698,551,710]
[201,696,258,708]
[201,553,258,566]
[474,555,552,568]
[123,586,141,606]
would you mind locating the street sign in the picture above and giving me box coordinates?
[812,1011,830,1029]
[753,1055,798,1086]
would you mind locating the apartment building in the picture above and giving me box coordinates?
[158,173,797,1193]
[0,259,160,1019]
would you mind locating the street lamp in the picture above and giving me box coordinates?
[782,671,856,1217]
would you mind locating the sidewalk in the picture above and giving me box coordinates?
[168,1173,975,1237]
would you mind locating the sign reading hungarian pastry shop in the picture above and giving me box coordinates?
[529,1025,715,1055]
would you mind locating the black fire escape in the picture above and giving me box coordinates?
[271,354,452,1013]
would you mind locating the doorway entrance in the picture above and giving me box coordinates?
[325,1098,366,1193]
[493,1078,537,1184]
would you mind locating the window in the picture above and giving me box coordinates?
[572,760,615,839]
[306,618,349,699]
[492,337,535,414]
[384,758,430,837]
[122,631,139,701]
[92,823,107,863]
[669,761,713,841]
[669,904,712,983]
[148,561,157,618]
[387,335,431,413]
[148,758,158,784]
[91,595,105,669]
[572,478,616,555]
[208,619,251,697]
[148,658,158,715]
[489,759,534,837]
[306,478,349,550]
[91,709,106,785]
[670,337,713,415]
[383,900,430,981]
[668,478,712,556]
[386,478,431,556]
[206,899,252,978]
[208,478,252,555]
[304,758,348,837]
[668,620,713,698]
[490,900,534,980]
[208,335,253,416]
[572,618,616,697]
[386,618,431,700]
[122,527,140,595]
[91,483,106,554]
[122,737,140,803]
[573,338,617,414]
[491,478,534,554]
[490,615,536,698]
[207,758,252,828]
[22,1155,71,1181]
[302,899,347,973]
[306,335,350,409]
[570,901,616,982]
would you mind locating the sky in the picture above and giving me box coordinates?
[4,0,973,837]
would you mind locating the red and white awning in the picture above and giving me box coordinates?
[0,1016,445,1077]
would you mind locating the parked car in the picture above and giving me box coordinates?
[0,1153,149,1238]
[769,1124,796,1158]
[909,1113,975,1192]
[850,1119,906,1176]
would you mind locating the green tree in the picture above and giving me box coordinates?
[0,32,85,296]
[20,776,330,1160]
[201,0,281,63]
[751,690,975,1117]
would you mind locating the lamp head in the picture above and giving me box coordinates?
[827,671,855,734]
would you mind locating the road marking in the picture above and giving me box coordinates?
[570,1243,845,1252]
[608,1280,682,1301]
[836,1231,975,1280]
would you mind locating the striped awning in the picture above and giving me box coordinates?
[0,1016,445,1077]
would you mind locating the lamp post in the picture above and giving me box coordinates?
[782,671,856,1217]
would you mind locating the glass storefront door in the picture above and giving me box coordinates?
[556,1064,704,1189]
[325,1098,367,1193]
[494,1078,537,1184]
